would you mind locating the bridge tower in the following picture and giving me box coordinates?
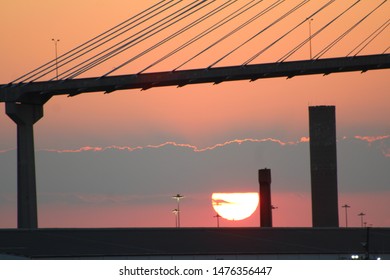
[5,98,50,229]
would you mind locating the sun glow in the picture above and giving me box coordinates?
[212,192,259,221]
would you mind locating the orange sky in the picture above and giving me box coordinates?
[0,0,389,228]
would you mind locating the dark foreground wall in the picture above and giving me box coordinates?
[0,228,389,260]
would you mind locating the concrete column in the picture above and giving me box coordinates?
[309,106,339,227]
[259,168,272,227]
[6,102,44,229]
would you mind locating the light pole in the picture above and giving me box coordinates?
[342,204,351,228]
[214,213,221,228]
[52,38,60,80]
[172,194,184,228]
[307,18,314,59]
[358,212,366,228]
[172,209,179,228]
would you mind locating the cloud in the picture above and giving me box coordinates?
[354,135,390,143]
[38,137,308,154]
[1,136,388,202]
[353,135,390,158]
[300,137,310,143]
[0,148,14,154]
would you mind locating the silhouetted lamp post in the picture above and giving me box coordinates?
[307,18,314,59]
[214,213,221,228]
[52,38,60,80]
[172,209,179,228]
[342,204,351,228]
[358,212,366,228]
[172,194,184,228]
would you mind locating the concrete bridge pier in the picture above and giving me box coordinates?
[5,102,45,229]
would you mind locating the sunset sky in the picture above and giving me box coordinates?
[0,0,389,228]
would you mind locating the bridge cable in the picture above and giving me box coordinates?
[210,0,312,69]
[140,0,259,73]
[43,0,181,81]
[12,0,170,83]
[54,0,197,80]
[207,0,285,69]
[23,0,177,83]
[313,0,388,59]
[101,0,239,77]
[64,0,208,79]
[171,0,271,72]
[278,0,362,62]
[242,0,336,65]
[80,0,212,79]
[348,18,390,57]
[384,46,390,54]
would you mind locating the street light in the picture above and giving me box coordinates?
[307,18,314,59]
[214,213,221,228]
[172,209,179,228]
[342,204,351,228]
[172,194,184,228]
[358,212,366,228]
[51,38,60,80]
[351,254,359,260]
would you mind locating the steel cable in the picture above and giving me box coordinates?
[64,0,207,79]
[314,0,388,59]
[138,0,242,74]
[12,0,169,83]
[101,0,235,76]
[278,0,362,62]
[57,0,195,80]
[242,0,336,65]
[348,18,390,56]
[208,0,287,68]
[44,0,180,81]
[172,0,265,72]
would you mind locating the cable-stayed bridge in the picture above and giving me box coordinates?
[0,0,389,228]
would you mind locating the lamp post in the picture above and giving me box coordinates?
[172,209,179,228]
[342,204,351,228]
[172,194,184,228]
[358,212,366,228]
[51,38,60,80]
[307,18,314,59]
[214,213,221,228]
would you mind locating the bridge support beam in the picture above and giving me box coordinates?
[6,102,45,229]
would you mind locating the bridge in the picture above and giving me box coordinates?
[1,0,389,228]
[1,54,389,102]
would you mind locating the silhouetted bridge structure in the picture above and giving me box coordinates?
[1,54,389,102]
[1,0,390,229]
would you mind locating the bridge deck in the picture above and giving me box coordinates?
[1,54,389,103]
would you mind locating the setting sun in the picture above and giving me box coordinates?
[212,193,259,221]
